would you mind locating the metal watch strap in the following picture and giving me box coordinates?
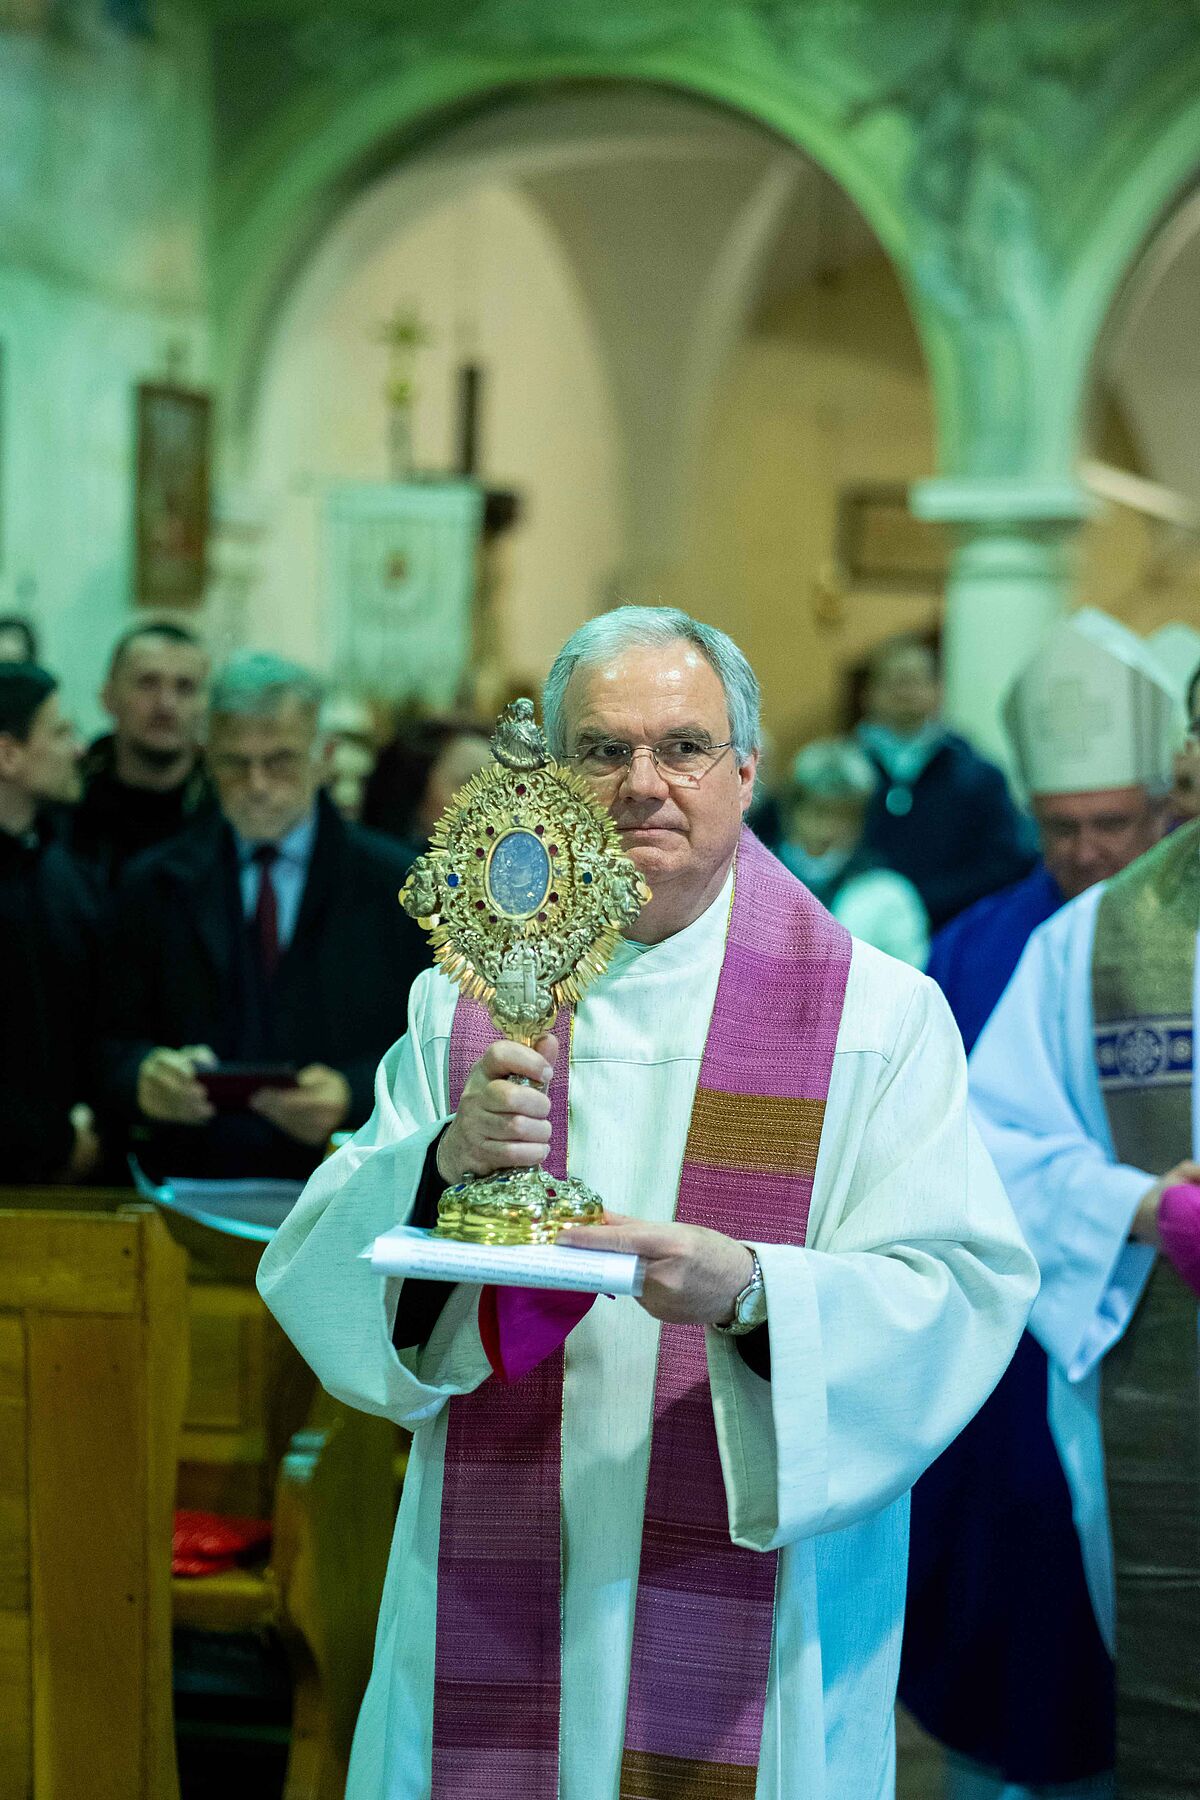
[712,1247,766,1337]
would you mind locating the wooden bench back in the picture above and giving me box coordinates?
[0,1205,187,1800]
[0,1187,317,1519]
[0,1184,396,1794]
[176,1250,316,1519]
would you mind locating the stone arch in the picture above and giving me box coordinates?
[213,49,922,453]
[235,77,923,693]
[1053,77,1200,475]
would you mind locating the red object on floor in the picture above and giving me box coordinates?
[172,1509,273,1578]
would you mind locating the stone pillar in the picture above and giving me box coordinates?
[911,476,1095,773]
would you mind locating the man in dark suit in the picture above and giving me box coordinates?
[856,633,1036,930]
[98,652,427,1181]
[0,663,102,1183]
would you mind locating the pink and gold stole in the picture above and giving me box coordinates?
[432,828,851,1799]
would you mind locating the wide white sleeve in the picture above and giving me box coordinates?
[256,970,492,1428]
[708,972,1038,1550]
[967,895,1155,1381]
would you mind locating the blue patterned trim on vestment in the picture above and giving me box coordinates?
[1094,1014,1194,1091]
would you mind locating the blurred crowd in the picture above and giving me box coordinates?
[0,615,490,1189]
[0,608,1196,1200]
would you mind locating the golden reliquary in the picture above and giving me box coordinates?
[399,699,650,1245]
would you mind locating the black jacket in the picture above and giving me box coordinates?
[860,732,1036,931]
[71,733,217,889]
[96,795,427,1179]
[0,824,101,1181]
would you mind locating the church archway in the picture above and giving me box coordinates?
[215,58,919,448]
[1056,80,1200,475]
[233,80,939,750]
[1077,171,1200,660]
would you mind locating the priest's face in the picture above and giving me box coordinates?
[561,640,758,942]
[1033,785,1166,901]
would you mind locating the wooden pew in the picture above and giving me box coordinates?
[0,1185,399,1799]
[0,1204,188,1800]
[169,1205,398,1800]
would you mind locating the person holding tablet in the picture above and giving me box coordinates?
[96,652,427,1181]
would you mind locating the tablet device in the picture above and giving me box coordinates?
[197,1064,299,1111]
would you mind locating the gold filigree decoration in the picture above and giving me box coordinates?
[399,700,650,1044]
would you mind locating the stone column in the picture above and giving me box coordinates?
[911,476,1095,774]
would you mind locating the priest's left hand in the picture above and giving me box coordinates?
[558,1213,754,1326]
[250,1064,351,1146]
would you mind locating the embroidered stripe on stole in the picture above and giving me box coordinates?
[433,829,851,1798]
[1092,818,1200,1798]
[433,1000,570,1800]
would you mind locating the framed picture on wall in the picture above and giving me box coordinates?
[835,482,949,593]
[134,382,212,607]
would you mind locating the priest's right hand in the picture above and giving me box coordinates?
[136,1045,217,1126]
[436,1034,557,1184]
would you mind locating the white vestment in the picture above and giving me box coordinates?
[259,875,1036,1800]
[968,882,1200,1652]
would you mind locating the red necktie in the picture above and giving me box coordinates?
[251,843,280,980]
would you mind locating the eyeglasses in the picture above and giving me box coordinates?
[209,749,309,782]
[569,736,735,788]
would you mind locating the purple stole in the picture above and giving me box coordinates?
[432,829,851,1798]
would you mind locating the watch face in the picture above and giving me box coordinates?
[738,1275,767,1329]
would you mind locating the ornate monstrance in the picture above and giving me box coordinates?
[400,699,650,1244]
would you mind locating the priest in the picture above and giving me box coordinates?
[258,606,1037,1800]
[970,647,1199,1799]
[902,611,1178,1800]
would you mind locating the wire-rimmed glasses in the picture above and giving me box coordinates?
[569,735,735,789]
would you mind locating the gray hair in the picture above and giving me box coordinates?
[209,651,325,722]
[790,737,879,804]
[542,605,761,759]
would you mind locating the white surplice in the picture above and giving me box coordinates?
[258,874,1036,1800]
[968,881,1200,1652]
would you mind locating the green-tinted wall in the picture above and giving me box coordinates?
[0,2,211,724]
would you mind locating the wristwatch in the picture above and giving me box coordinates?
[712,1248,767,1336]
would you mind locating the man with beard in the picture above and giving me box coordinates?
[72,620,214,885]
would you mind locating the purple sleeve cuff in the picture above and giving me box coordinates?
[1158,1183,1200,1298]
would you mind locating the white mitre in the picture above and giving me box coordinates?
[1145,622,1200,708]
[1003,607,1181,797]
